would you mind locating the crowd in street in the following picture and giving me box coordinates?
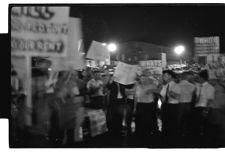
[11,65,225,148]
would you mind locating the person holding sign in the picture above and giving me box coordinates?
[106,76,135,137]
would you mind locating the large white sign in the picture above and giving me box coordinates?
[11,6,69,57]
[194,36,220,55]
[86,41,109,60]
[114,62,138,85]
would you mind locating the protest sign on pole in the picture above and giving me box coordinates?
[11,6,69,57]
[51,17,85,71]
[11,6,70,126]
[113,62,138,85]
[86,41,110,60]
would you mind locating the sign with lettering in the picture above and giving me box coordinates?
[139,60,162,74]
[86,41,109,60]
[194,36,220,55]
[114,62,138,85]
[11,6,69,57]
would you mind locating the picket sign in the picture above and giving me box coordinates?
[86,40,110,60]
[114,62,138,85]
[11,6,73,126]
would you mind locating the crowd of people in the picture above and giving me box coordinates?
[10,64,225,147]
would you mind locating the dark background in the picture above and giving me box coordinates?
[70,4,225,55]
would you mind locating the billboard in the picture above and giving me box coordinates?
[194,36,220,56]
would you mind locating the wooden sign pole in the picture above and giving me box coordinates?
[25,55,32,126]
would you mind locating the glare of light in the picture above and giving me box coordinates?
[158,98,162,109]
[48,68,52,71]
[107,43,117,52]
[102,43,107,46]
[174,45,185,55]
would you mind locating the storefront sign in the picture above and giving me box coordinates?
[11,6,69,57]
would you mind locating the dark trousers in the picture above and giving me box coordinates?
[111,98,134,136]
[161,103,179,135]
[193,107,209,136]
[135,102,158,136]
[178,103,192,136]
[89,96,105,110]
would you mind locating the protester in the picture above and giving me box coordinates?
[160,70,181,147]
[86,71,105,109]
[177,71,196,137]
[193,70,215,138]
[134,72,159,139]
[106,76,135,136]
[207,78,225,147]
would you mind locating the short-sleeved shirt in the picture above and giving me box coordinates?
[160,80,181,104]
[178,80,196,103]
[195,82,215,107]
[136,83,157,103]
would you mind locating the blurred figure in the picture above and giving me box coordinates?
[87,71,105,109]
[177,72,196,137]
[160,70,181,147]
[207,78,225,147]
[135,72,159,140]
[193,70,215,137]
[106,76,135,137]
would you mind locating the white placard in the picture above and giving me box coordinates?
[86,41,109,60]
[114,62,138,85]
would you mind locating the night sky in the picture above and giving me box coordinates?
[70,4,225,54]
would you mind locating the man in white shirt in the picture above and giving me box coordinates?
[193,70,215,136]
[178,71,196,136]
[160,70,181,146]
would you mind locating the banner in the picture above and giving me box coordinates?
[86,41,109,60]
[114,62,138,85]
[11,6,69,57]
[139,60,163,75]
[194,36,220,56]
[206,61,225,79]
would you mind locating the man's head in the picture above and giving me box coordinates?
[163,70,176,83]
[198,70,209,83]
[93,71,101,80]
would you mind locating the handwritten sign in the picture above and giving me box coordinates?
[86,41,109,60]
[11,6,69,57]
[114,62,138,85]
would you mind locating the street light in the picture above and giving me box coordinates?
[107,43,117,52]
[174,45,185,65]
[174,45,185,55]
